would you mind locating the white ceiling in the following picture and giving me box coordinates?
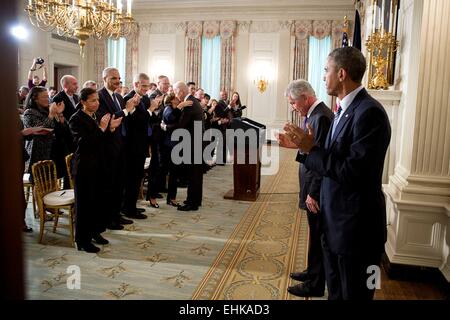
[132,0,354,22]
[132,0,353,9]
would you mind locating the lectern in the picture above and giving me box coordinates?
[223,117,266,201]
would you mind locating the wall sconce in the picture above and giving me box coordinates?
[250,60,273,94]
[255,76,268,93]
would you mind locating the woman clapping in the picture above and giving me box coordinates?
[69,88,122,253]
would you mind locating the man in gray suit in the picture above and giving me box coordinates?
[278,80,333,297]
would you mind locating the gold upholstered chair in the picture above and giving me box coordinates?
[23,173,38,218]
[65,153,74,189]
[32,160,75,245]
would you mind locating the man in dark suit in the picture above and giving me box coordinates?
[122,73,160,219]
[282,47,391,300]
[97,67,140,230]
[146,75,170,203]
[279,79,333,297]
[52,75,79,121]
[173,81,204,211]
[215,90,232,164]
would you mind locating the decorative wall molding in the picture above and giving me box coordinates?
[138,22,152,33]
[237,21,251,34]
[278,20,294,31]
[175,22,187,33]
[250,21,283,33]
[151,22,178,34]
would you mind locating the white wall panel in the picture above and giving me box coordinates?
[247,33,279,135]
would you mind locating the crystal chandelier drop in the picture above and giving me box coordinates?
[25,0,136,55]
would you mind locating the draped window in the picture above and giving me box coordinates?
[291,19,352,124]
[308,36,331,105]
[107,38,127,83]
[185,21,236,97]
[201,36,221,99]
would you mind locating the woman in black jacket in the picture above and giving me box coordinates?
[69,88,122,253]
[161,93,192,207]
[50,94,75,190]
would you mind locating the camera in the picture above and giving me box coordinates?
[35,57,44,65]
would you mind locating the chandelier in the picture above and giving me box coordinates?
[25,0,136,55]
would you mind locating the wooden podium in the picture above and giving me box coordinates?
[223,118,266,201]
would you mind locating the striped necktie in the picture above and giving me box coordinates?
[331,105,342,139]
[112,93,121,112]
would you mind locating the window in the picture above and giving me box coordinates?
[308,36,331,105]
[201,36,221,99]
[107,38,127,81]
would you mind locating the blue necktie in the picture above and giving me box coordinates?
[303,116,308,132]
[112,93,121,112]
[331,105,342,139]
[147,123,152,137]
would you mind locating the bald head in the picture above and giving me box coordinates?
[60,75,78,95]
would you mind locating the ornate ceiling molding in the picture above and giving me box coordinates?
[237,21,251,34]
[250,21,280,33]
[138,23,152,33]
[279,20,294,31]
[175,22,187,34]
[151,22,178,34]
[133,2,354,24]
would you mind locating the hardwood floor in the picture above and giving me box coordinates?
[374,256,449,300]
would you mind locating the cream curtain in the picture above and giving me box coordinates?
[125,28,139,87]
[185,21,203,85]
[219,20,236,96]
[93,39,107,87]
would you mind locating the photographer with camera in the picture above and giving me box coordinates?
[28,57,48,89]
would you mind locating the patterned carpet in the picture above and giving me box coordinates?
[24,147,309,299]
[193,148,309,300]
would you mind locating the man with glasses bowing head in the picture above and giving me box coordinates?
[278,79,333,298]
[280,47,391,300]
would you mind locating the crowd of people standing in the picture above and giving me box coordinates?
[17,60,246,253]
